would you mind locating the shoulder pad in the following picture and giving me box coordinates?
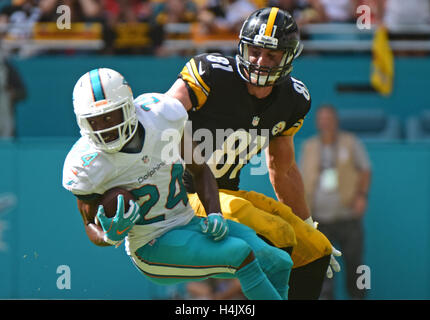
[135,93,187,123]
[289,76,311,104]
[62,139,113,195]
[154,94,188,123]
[179,53,234,110]
[279,77,312,137]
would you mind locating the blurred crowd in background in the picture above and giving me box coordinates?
[0,1,429,301]
[0,0,429,57]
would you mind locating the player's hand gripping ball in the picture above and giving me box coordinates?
[99,187,136,218]
[96,187,140,246]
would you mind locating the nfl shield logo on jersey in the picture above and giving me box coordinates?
[142,155,150,164]
[252,116,260,127]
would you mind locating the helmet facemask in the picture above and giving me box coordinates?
[73,68,137,153]
[235,7,304,87]
[236,41,302,86]
[77,97,137,153]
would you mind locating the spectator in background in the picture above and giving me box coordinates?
[357,0,383,26]
[38,0,103,22]
[372,0,430,56]
[381,0,430,30]
[36,0,105,55]
[101,0,163,55]
[318,0,360,23]
[0,0,41,39]
[187,278,246,300]
[0,49,27,137]
[153,0,198,24]
[300,105,371,300]
[198,0,257,34]
[268,0,328,26]
[151,0,199,56]
[102,0,152,25]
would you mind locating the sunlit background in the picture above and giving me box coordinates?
[0,0,429,300]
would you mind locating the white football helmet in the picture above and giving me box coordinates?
[72,68,137,153]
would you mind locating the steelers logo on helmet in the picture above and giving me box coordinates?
[236,7,303,87]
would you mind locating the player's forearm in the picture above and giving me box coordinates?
[78,199,111,246]
[269,162,311,220]
[191,165,222,215]
[85,223,111,247]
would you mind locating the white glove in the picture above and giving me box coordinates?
[304,216,319,229]
[304,216,342,278]
[326,247,342,278]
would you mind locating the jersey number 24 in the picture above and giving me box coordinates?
[131,163,188,225]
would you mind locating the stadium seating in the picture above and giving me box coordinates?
[337,108,402,142]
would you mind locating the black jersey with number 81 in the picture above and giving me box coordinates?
[179,53,311,192]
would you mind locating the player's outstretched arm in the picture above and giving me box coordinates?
[166,79,193,111]
[182,139,221,215]
[181,133,229,241]
[265,135,311,220]
[268,136,343,278]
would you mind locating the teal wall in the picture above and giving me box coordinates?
[0,139,185,299]
[1,55,429,299]
[13,55,188,138]
[292,56,430,139]
[1,139,429,299]
[241,140,430,300]
[11,54,430,138]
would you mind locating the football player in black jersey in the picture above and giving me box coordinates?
[166,7,341,299]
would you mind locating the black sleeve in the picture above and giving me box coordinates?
[178,53,232,111]
[281,77,312,137]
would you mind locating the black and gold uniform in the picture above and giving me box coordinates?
[182,53,308,192]
[180,52,332,265]
[176,7,333,300]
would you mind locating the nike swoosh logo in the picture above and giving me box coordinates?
[116,226,131,235]
[198,61,205,75]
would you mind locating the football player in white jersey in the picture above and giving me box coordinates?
[62,68,293,299]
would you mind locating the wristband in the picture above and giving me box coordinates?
[103,234,122,247]
[208,212,223,218]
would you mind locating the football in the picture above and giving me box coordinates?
[99,187,136,218]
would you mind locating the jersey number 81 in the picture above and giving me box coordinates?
[206,55,233,72]
[291,77,310,101]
